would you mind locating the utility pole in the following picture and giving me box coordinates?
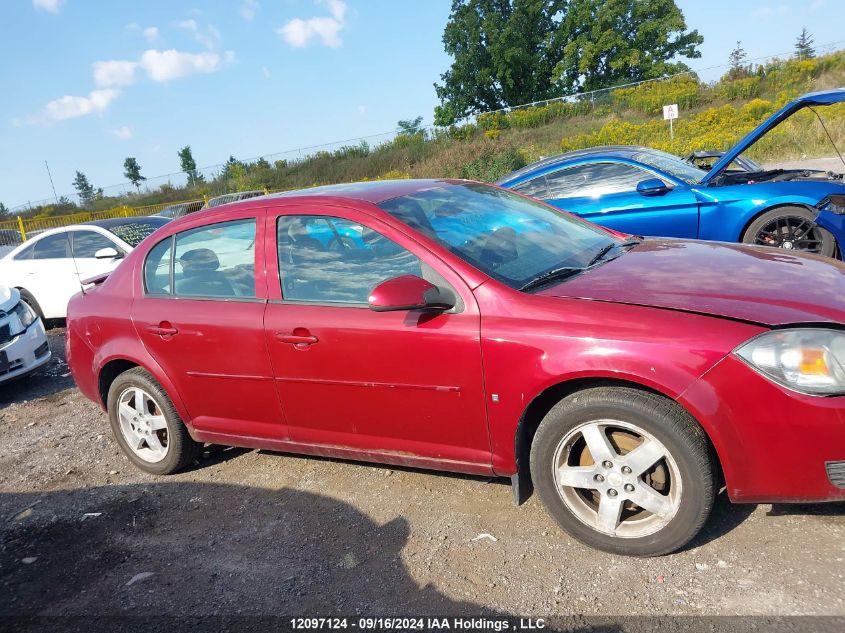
[45,160,59,204]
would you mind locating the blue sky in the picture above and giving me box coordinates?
[1,0,843,209]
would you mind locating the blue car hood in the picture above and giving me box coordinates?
[701,88,845,185]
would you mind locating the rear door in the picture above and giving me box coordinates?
[525,161,700,238]
[132,211,287,440]
[262,205,491,468]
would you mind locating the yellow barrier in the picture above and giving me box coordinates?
[0,192,295,247]
[0,198,205,247]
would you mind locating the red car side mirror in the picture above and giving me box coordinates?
[368,275,455,313]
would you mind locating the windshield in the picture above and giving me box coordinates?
[633,149,706,184]
[377,183,621,290]
[107,219,168,247]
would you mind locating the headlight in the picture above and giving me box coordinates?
[735,328,845,395]
[819,194,845,215]
[12,301,37,329]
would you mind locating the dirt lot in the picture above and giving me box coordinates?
[1,328,844,624]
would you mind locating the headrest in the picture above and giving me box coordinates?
[179,248,220,272]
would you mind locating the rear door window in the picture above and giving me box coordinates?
[143,219,257,298]
[31,233,72,259]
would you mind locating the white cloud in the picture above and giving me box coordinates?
[174,18,220,49]
[278,0,347,48]
[143,26,159,41]
[241,0,259,21]
[139,49,230,82]
[24,89,120,124]
[112,126,133,140]
[93,60,138,87]
[32,0,63,13]
[175,19,198,31]
[751,4,789,18]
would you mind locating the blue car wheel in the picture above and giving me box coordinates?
[741,206,836,257]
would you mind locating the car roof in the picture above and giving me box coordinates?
[249,178,468,206]
[83,216,170,229]
[495,146,648,185]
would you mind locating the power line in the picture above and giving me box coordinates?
[11,38,845,211]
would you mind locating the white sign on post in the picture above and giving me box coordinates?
[662,104,679,120]
[663,103,679,140]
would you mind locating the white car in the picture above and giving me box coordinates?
[0,217,169,320]
[0,285,50,384]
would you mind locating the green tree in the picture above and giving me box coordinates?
[123,157,146,192]
[553,0,702,94]
[434,0,702,125]
[795,28,816,60]
[72,170,96,205]
[727,41,749,79]
[178,145,204,186]
[397,116,426,136]
[0,202,8,216]
[220,155,244,181]
[435,0,561,125]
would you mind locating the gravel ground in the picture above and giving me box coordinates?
[767,156,845,174]
[0,328,844,623]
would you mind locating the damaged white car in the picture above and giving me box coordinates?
[0,285,50,384]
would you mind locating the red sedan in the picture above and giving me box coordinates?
[67,179,845,556]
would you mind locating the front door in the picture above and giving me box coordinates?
[262,208,490,468]
[542,161,700,238]
[70,228,126,281]
[132,213,287,440]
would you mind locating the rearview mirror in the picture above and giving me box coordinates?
[636,178,671,196]
[368,275,455,313]
[94,247,122,259]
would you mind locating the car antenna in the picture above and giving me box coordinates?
[809,106,845,170]
[63,226,86,296]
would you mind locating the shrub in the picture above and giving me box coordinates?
[612,75,704,114]
[459,146,526,182]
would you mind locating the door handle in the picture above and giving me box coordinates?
[146,322,178,337]
[275,332,318,345]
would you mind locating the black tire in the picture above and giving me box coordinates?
[529,387,715,557]
[17,288,44,322]
[742,206,836,258]
[106,367,201,475]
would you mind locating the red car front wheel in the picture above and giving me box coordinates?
[530,387,716,557]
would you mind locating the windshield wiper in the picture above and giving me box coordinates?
[519,266,584,292]
[587,238,641,267]
[520,239,642,293]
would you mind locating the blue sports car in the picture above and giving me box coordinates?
[497,89,845,258]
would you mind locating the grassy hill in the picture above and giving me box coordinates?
[15,50,845,220]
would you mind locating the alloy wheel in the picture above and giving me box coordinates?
[552,419,682,538]
[117,387,170,463]
[753,215,825,253]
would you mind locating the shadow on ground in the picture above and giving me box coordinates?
[0,482,506,619]
[0,329,73,408]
